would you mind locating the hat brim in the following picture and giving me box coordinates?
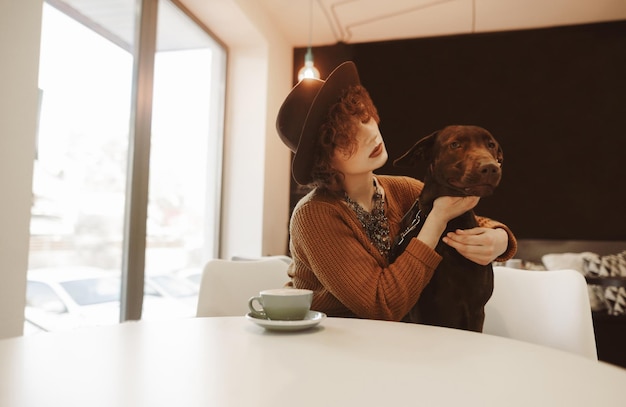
[292,62,361,185]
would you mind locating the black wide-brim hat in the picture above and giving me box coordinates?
[276,61,361,185]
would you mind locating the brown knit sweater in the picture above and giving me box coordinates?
[287,175,517,322]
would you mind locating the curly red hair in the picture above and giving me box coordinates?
[310,85,380,190]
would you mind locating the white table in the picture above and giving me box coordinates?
[1,316,624,406]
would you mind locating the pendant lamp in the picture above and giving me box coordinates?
[297,0,320,81]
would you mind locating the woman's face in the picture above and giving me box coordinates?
[331,117,388,178]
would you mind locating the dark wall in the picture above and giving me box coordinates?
[293,20,626,240]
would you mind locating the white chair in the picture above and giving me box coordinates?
[196,257,291,317]
[483,266,598,360]
[231,255,293,265]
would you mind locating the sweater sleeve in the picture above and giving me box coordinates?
[290,199,441,321]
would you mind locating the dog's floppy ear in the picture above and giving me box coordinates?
[393,131,438,168]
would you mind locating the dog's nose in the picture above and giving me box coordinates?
[478,161,501,184]
[478,161,502,185]
[479,162,500,175]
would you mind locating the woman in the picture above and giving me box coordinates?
[276,61,516,322]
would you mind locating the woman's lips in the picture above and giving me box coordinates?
[370,143,383,158]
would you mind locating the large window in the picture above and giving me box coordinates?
[27,0,226,333]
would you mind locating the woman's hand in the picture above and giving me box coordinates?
[417,196,480,249]
[442,227,508,265]
[429,196,480,223]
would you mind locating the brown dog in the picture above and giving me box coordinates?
[390,125,503,332]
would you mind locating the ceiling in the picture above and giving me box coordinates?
[48,0,626,51]
[255,0,626,47]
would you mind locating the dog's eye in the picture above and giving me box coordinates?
[450,141,461,149]
[487,141,496,149]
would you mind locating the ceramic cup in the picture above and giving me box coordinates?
[248,288,313,321]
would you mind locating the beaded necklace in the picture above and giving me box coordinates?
[344,178,391,256]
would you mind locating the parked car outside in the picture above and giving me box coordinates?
[26,266,196,332]
[145,272,199,312]
[173,267,203,289]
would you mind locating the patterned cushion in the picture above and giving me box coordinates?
[583,251,626,315]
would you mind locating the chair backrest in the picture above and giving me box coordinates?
[196,257,291,317]
[231,255,292,265]
[483,266,598,360]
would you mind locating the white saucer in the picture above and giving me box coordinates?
[245,310,326,331]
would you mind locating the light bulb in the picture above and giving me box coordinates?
[297,48,320,81]
[298,61,320,81]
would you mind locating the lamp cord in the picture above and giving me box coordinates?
[308,0,313,48]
